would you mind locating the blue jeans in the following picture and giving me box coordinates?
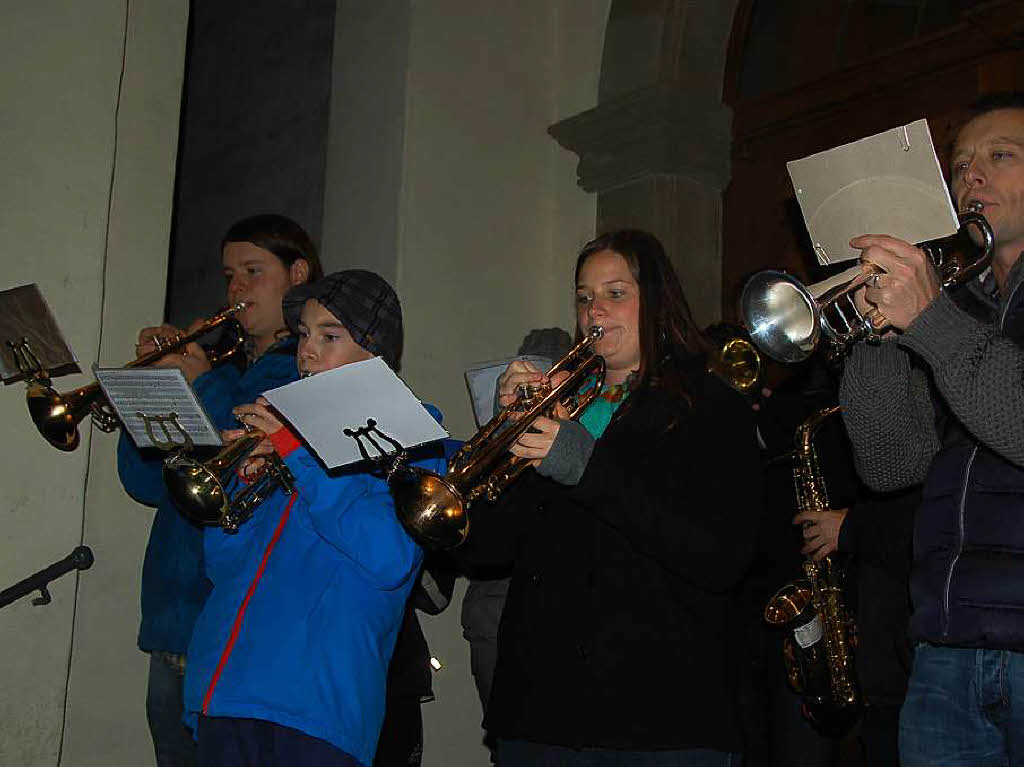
[147,653,198,767]
[900,643,1024,766]
[497,740,740,766]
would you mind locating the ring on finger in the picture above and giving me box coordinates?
[867,306,887,329]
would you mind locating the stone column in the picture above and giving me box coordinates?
[548,0,739,326]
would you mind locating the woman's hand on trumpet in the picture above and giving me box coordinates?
[496,359,547,408]
[849,234,941,332]
[507,371,572,466]
[136,319,212,382]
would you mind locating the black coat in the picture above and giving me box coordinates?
[461,372,763,752]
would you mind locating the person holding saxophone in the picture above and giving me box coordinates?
[459,229,763,766]
[840,92,1024,765]
[116,214,322,767]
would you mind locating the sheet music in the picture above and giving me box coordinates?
[94,367,222,449]
[788,119,960,265]
[0,283,79,383]
[263,357,449,469]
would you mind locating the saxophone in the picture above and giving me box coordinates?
[764,405,861,734]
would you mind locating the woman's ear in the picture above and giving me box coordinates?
[289,258,310,286]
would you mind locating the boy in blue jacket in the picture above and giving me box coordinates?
[183,270,444,767]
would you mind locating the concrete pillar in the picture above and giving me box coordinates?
[549,0,739,327]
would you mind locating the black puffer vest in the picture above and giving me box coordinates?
[910,264,1024,648]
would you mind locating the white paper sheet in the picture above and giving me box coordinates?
[94,367,222,449]
[788,119,960,265]
[262,357,449,469]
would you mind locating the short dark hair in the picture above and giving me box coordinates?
[221,214,324,283]
[967,91,1024,119]
[575,229,711,402]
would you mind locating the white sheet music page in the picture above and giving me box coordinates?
[94,367,222,449]
[262,357,449,469]
[788,119,960,265]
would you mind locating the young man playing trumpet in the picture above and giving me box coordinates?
[118,214,321,767]
[840,93,1024,765]
[182,270,445,767]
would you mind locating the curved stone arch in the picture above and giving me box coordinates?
[551,0,742,325]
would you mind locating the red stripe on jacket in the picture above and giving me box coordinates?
[201,492,298,714]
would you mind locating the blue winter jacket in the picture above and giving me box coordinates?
[117,341,299,653]
[183,414,444,767]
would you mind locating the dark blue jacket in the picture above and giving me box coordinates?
[117,341,298,653]
[910,274,1024,648]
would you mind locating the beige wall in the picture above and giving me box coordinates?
[394,3,611,766]
[0,2,188,765]
[398,0,611,440]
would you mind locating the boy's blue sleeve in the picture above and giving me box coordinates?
[282,447,438,590]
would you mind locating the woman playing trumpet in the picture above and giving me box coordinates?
[460,230,763,766]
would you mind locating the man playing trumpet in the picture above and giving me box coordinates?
[117,214,321,767]
[840,93,1024,765]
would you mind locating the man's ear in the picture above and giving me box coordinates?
[290,258,310,286]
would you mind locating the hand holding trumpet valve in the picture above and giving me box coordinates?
[226,399,283,478]
[136,318,213,382]
[497,361,572,466]
[849,234,942,332]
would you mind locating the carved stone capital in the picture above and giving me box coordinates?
[548,81,733,194]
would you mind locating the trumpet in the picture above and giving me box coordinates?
[740,207,993,363]
[388,326,606,550]
[20,303,246,451]
[163,430,294,531]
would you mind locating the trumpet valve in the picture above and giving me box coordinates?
[515,382,551,411]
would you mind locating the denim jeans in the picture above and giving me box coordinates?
[147,653,198,767]
[497,739,741,766]
[900,643,1024,766]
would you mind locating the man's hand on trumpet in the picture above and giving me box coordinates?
[849,234,942,332]
[135,319,212,382]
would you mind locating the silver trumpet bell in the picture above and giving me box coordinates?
[740,206,993,363]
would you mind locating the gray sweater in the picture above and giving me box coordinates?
[839,255,1024,490]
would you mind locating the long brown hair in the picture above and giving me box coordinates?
[574,229,711,400]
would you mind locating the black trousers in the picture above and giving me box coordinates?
[374,695,424,767]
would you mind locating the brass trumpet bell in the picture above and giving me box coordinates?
[164,431,293,531]
[24,304,246,451]
[388,467,467,550]
[390,326,606,550]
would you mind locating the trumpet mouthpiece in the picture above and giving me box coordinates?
[231,301,248,312]
[589,325,604,339]
[966,200,984,213]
